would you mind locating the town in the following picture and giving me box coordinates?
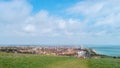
[0,46,100,58]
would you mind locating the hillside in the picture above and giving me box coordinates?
[0,52,120,68]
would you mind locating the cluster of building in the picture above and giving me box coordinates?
[0,46,98,58]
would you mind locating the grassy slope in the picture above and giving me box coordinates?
[88,58,120,68]
[0,52,120,68]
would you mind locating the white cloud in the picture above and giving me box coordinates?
[95,13,120,27]
[22,10,84,36]
[19,10,54,36]
[58,19,66,29]
[1,0,120,45]
[64,30,73,36]
[0,0,89,37]
[0,0,32,23]
[95,30,107,36]
[67,1,105,17]
[23,24,36,33]
[67,0,120,35]
[1,0,120,38]
[41,28,53,34]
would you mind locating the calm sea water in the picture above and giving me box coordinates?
[89,46,120,56]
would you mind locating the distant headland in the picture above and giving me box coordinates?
[0,45,119,59]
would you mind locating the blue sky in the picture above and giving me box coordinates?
[0,0,120,46]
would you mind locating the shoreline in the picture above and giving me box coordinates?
[0,46,120,58]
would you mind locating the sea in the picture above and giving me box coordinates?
[88,46,120,56]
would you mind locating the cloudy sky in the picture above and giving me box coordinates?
[0,0,120,45]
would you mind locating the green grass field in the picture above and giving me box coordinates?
[0,52,120,68]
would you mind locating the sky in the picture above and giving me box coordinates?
[0,0,120,46]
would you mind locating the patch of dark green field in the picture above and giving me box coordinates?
[0,52,120,68]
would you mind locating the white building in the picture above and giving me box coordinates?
[77,50,86,58]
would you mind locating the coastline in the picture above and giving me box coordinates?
[0,45,120,58]
[89,46,120,57]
